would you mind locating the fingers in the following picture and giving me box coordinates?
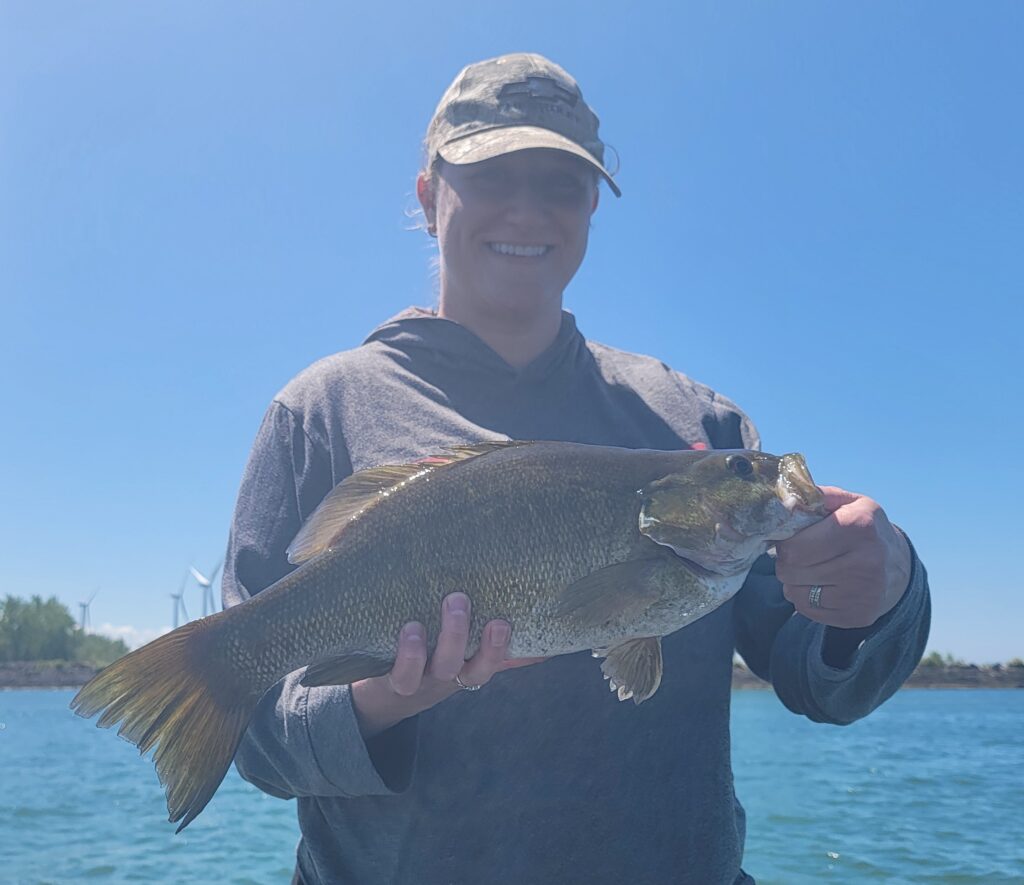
[387,622,428,696]
[389,593,510,698]
[456,620,513,686]
[777,548,865,588]
[353,592,547,739]
[393,593,540,696]
[784,582,885,629]
[352,620,432,738]
[783,582,834,622]
[426,594,533,689]
[818,485,862,514]
[776,493,883,572]
[384,592,482,699]
[777,489,903,630]
[426,592,473,682]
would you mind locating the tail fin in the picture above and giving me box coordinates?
[70,615,259,832]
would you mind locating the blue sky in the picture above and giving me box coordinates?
[2,3,1020,661]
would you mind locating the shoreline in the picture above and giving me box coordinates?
[3,660,1022,691]
[732,663,1024,690]
[0,661,100,690]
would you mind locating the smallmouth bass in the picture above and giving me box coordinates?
[72,440,825,830]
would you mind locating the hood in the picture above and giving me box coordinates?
[362,306,591,388]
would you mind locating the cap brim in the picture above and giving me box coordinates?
[438,126,621,197]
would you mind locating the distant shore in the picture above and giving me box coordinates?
[0,661,100,689]
[3,659,1023,690]
[732,663,1024,690]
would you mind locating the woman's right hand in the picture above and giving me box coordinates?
[350,592,546,739]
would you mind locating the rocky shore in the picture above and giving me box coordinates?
[731,663,1024,690]
[3,659,1022,690]
[0,660,100,689]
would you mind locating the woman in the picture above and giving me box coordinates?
[223,53,929,885]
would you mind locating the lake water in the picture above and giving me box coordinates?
[1,689,1021,884]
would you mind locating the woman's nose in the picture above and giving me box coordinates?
[501,180,550,225]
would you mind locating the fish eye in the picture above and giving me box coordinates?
[726,454,754,478]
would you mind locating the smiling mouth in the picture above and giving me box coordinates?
[487,242,552,257]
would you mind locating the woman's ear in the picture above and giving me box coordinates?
[416,172,437,236]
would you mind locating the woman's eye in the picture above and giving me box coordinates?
[546,174,585,194]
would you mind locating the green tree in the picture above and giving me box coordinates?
[71,631,129,667]
[919,651,967,668]
[0,595,128,664]
[0,595,76,661]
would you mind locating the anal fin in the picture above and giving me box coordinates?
[594,637,663,704]
[300,652,394,687]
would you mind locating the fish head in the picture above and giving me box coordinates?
[638,450,826,575]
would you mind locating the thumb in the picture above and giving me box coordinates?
[818,485,862,514]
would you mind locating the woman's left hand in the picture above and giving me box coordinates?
[774,486,912,629]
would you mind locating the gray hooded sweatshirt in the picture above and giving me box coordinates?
[222,308,930,885]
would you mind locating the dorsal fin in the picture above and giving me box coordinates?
[437,440,528,461]
[286,464,430,564]
[285,440,529,564]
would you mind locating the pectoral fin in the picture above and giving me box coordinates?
[594,637,663,704]
[551,559,664,628]
[300,652,394,687]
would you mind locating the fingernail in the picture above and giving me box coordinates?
[402,624,423,643]
[446,594,468,617]
[490,622,510,646]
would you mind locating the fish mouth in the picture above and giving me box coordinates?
[777,453,826,516]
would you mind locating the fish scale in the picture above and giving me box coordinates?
[221,443,668,681]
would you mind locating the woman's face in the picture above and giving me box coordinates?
[419,148,599,321]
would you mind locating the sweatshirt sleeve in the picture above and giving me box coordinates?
[733,537,931,725]
[223,400,417,800]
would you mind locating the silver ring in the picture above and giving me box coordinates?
[808,585,824,609]
[454,673,481,692]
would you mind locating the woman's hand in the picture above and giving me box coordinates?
[775,486,912,629]
[350,592,545,739]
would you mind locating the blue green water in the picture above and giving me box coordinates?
[1,689,1021,883]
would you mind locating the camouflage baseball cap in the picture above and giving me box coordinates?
[426,53,621,197]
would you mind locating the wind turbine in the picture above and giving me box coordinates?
[189,558,223,617]
[78,589,99,631]
[170,573,190,629]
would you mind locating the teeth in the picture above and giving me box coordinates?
[489,242,549,257]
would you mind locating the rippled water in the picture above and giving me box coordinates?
[733,689,1024,883]
[2,689,1021,883]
